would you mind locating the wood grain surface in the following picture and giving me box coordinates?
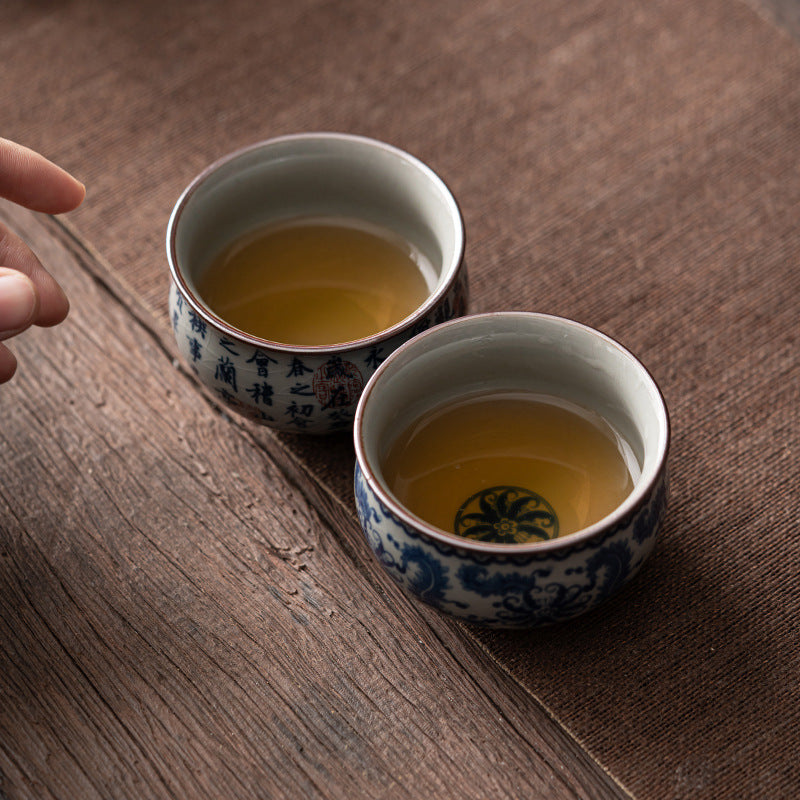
[0,203,627,799]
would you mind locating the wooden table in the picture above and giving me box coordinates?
[2,1,799,798]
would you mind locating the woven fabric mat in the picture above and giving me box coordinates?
[3,0,799,796]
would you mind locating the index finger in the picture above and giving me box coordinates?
[0,138,85,214]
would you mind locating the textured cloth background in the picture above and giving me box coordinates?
[2,0,799,796]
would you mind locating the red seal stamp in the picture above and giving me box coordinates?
[312,357,364,409]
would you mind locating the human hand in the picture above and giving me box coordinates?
[1,138,85,382]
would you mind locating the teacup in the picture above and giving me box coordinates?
[353,312,670,628]
[167,133,466,434]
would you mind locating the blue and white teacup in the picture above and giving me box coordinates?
[353,312,670,628]
[167,133,466,434]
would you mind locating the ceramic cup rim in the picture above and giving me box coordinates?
[166,132,466,354]
[353,311,671,554]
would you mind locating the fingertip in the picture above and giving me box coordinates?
[36,286,70,328]
[0,342,18,383]
[0,226,70,329]
[40,166,86,215]
[62,176,86,213]
[0,268,39,337]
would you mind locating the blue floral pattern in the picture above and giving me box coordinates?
[457,564,587,626]
[454,486,558,543]
[355,463,666,628]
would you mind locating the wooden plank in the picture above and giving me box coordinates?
[0,202,628,798]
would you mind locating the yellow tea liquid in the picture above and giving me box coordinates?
[196,216,432,345]
[382,391,639,543]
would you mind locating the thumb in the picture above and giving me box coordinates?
[0,268,39,340]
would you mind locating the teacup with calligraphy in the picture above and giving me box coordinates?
[167,133,466,434]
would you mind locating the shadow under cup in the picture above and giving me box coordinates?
[167,134,466,434]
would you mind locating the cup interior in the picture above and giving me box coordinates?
[167,133,464,329]
[355,312,669,548]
